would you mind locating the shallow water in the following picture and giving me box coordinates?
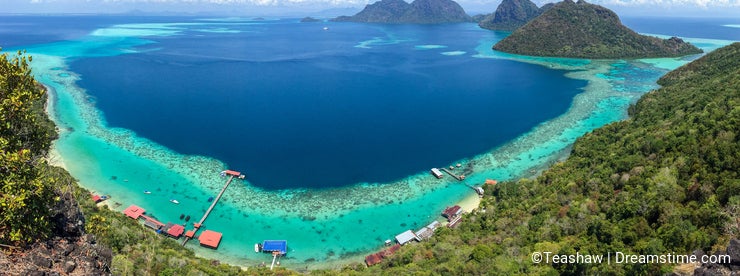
[4,16,735,269]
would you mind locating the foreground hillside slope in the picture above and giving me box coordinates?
[332,43,739,275]
[0,50,112,275]
[493,0,703,58]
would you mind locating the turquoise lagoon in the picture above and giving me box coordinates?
[4,16,734,269]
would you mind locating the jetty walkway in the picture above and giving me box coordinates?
[182,170,244,246]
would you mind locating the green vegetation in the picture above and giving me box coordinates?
[0,49,58,245]
[325,43,740,274]
[493,0,703,59]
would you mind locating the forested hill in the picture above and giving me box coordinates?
[331,0,471,24]
[493,0,703,59]
[335,43,740,275]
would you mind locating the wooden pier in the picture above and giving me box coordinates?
[440,168,465,181]
[464,183,485,196]
[182,171,244,246]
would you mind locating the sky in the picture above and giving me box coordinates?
[2,0,740,17]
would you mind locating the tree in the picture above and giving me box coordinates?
[0,49,57,245]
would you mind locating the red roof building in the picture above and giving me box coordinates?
[163,223,185,238]
[365,244,402,266]
[365,253,382,266]
[91,194,102,203]
[224,170,241,177]
[442,205,462,219]
[185,230,195,238]
[198,230,222,249]
[385,244,401,255]
[123,205,145,219]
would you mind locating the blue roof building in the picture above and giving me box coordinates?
[262,240,288,255]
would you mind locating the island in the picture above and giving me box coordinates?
[300,16,322,22]
[477,0,552,31]
[493,0,703,58]
[331,0,471,24]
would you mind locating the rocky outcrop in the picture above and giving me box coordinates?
[693,239,740,276]
[0,190,112,275]
[478,0,543,31]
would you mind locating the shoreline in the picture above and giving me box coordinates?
[47,145,68,170]
[44,120,484,270]
[457,192,482,213]
[27,20,733,271]
[30,54,660,270]
[44,83,68,171]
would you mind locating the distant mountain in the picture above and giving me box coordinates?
[332,0,471,24]
[493,0,703,59]
[477,0,544,31]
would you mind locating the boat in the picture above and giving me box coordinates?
[323,27,329,31]
[143,190,151,194]
[170,199,179,204]
[254,243,262,253]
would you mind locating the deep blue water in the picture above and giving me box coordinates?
[68,19,585,189]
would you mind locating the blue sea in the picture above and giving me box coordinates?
[70,21,588,189]
[1,15,737,269]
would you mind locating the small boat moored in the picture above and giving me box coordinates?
[143,190,151,194]
[254,243,262,253]
[170,199,180,204]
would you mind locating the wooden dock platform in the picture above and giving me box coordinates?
[182,171,242,246]
[440,168,465,181]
